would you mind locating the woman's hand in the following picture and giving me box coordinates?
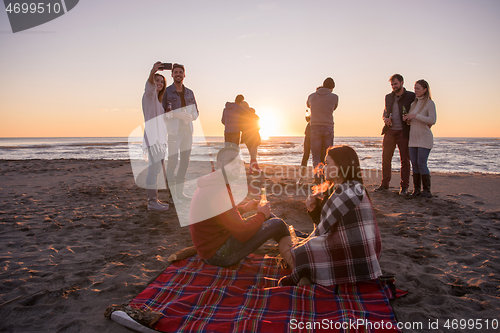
[151,61,164,74]
[403,113,416,121]
[148,61,164,85]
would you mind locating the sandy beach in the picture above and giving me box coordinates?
[0,159,499,332]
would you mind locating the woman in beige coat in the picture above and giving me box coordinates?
[403,79,437,198]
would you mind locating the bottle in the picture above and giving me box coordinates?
[305,109,311,122]
[402,106,407,115]
[289,225,299,245]
[388,113,393,126]
[260,187,267,205]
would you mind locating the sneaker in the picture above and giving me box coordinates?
[147,200,169,211]
[374,185,389,192]
[399,187,408,196]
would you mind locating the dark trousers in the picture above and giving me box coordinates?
[382,129,410,188]
[167,132,192,184]
[310,125,334,168]
[300,132,311,167]
[224,132,240,146]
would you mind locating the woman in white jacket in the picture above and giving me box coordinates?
[142,62,169,210]
[403,79,436,198]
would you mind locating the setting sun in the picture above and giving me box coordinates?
[257,109,281,140]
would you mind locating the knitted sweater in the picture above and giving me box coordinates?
[141,81,167,152]
[306,87,339,127]
[408,97,437,149]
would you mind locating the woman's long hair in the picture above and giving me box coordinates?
[326,145,363,185]
[416,79,432,101]
[409,79,432,113]
[154,73,166,103]
[326,145,370,201]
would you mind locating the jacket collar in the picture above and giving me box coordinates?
[166,83,185,94]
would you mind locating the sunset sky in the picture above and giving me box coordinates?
[1,0,499,138]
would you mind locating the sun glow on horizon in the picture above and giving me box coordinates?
[257,108,281,140]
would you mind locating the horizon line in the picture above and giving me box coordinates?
[1,136,499,139]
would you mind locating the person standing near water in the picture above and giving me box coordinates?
[403,79,436,198]
[376,74,415,195]
[307,78,339,184]
[142,61,169,211]
[239,100,262,175]
[162,64,199,202]
[298,111,311,180]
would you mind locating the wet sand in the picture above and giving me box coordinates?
[0,160,498,332]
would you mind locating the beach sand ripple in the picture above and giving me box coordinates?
[0,160,498,332]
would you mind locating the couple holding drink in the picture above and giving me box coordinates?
[188,144,382,287]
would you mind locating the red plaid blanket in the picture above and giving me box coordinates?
[127,254,406,332]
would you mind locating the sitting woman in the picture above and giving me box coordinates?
[282,145,382,286]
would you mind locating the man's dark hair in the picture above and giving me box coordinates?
[389,74,403,83]
[216,145,240,162]
[172,63,185,72]
[235,94,244,104]
[323,77,335,90]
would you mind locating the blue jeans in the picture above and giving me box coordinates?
[409,147,431,175]
[204,216,290,267]
[145,148,165,189]
[310,125,334,168]
[167,131,193,183]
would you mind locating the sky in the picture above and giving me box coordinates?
[1,0,499,138]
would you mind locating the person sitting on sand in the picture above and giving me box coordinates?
[142,61,169,211]
[188,145,294,268]
[280,145,382,286]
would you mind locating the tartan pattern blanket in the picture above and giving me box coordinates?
[291,182,382,286]
[127,254,405,332]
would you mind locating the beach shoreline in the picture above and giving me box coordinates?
[0,159,498,332]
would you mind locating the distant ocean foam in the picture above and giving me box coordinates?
[0,136,499,174]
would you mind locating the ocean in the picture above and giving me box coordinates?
[0,136,499,174]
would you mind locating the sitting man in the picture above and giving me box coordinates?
[188,145,293,268]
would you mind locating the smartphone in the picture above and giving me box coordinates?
[160,63,172,70]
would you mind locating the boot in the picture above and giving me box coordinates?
[411,173,421,197]
[175,178,192,201]
[421,174,432,198]
[146,189,169,211]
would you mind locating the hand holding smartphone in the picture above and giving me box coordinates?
[159,63,172,70]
